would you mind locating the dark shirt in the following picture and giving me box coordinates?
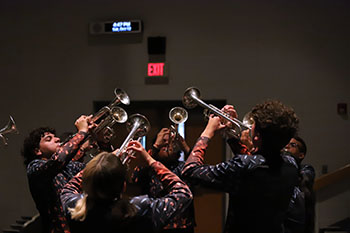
[132,146,196,233]
[61,161,193,233]
[285,164,316,233]
[182,136,299,233]
[299,164,315,192]
[27,131,87,233]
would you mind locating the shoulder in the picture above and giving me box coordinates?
[282,154,299,168]
[300,164,316,179]
[231,154,266,169]
[300,164,315,173]
[27,159,45,171]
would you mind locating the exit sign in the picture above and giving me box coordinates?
[148,63,165,76]
[145,62,168,84]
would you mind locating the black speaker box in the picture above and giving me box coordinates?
[148,37,166,54]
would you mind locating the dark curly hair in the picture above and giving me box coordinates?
[21,127,56,166]
[251,100,299,157]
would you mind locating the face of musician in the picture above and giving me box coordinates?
[35,132,61,159]
[283,138,305,161]
[250,123,262,152]
[157,134,181,163]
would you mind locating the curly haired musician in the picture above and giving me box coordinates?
[182,100,300,233]
[21,115,93,233]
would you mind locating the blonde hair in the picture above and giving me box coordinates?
[70,194,88,221]
[69,152,127,221]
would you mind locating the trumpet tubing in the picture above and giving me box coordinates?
[182,87,252,138]
[116,114,151,164]
[0,116,19,146]
[92,88,129,124]
[62,88,130,156]
[90,88,130,145]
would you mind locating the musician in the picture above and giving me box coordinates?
[21,115,93,233]
[132,127,195,233]
[60,140,193,233]
[283,136,316,233]
[224,111,315,233]
[182,100,300,233]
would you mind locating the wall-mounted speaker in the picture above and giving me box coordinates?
[148,37,166,54]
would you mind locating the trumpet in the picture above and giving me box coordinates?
[90,88,129,143]
[91,88,129,124]
[62,88,129,156]
[168,107,188,152]
[0,116,19,146]
[182,87,253,138]
[116,114,151,165]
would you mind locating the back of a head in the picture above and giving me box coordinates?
[70,152,140,233]
[251,100,299,156]
[21,127,56,166]
[82,152,126,201]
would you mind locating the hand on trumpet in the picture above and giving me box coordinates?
[154,127,190,156]
[154,128,171,149]
[123,140,156,167]
[74,114,96,133]
[240,129,255,153]
[220,105,243,139]
[201,115,226,139]
[176,134,191,155]
[221,105,238,127]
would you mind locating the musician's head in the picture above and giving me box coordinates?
[158,146,181,164]
[82,152,127,201]
[250,100,299,156]
[153,129,181,164]
[283,136,307,163]
[70,152,135,222]
[21,127,60,166]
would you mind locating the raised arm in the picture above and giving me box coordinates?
[131,161,193,231]
[126,140,193,231]
[181,116,259,191]
[60,171,84,214]
[27,115,91,178]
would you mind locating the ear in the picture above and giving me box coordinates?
[298,152,305,161]
[253,131,261,143]
[34,148,42,156]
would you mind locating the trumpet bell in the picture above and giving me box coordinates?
[242,112,255,129]
[126,114,151,138]
[182,87,200,109]
[110,107,128,123]
[169,107,188,124]
[114,88,130,106]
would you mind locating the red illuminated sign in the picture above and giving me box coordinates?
[148,63,165,76]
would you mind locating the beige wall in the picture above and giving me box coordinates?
[0,0,349,231]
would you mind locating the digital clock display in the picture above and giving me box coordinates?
[104,20,141,33]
